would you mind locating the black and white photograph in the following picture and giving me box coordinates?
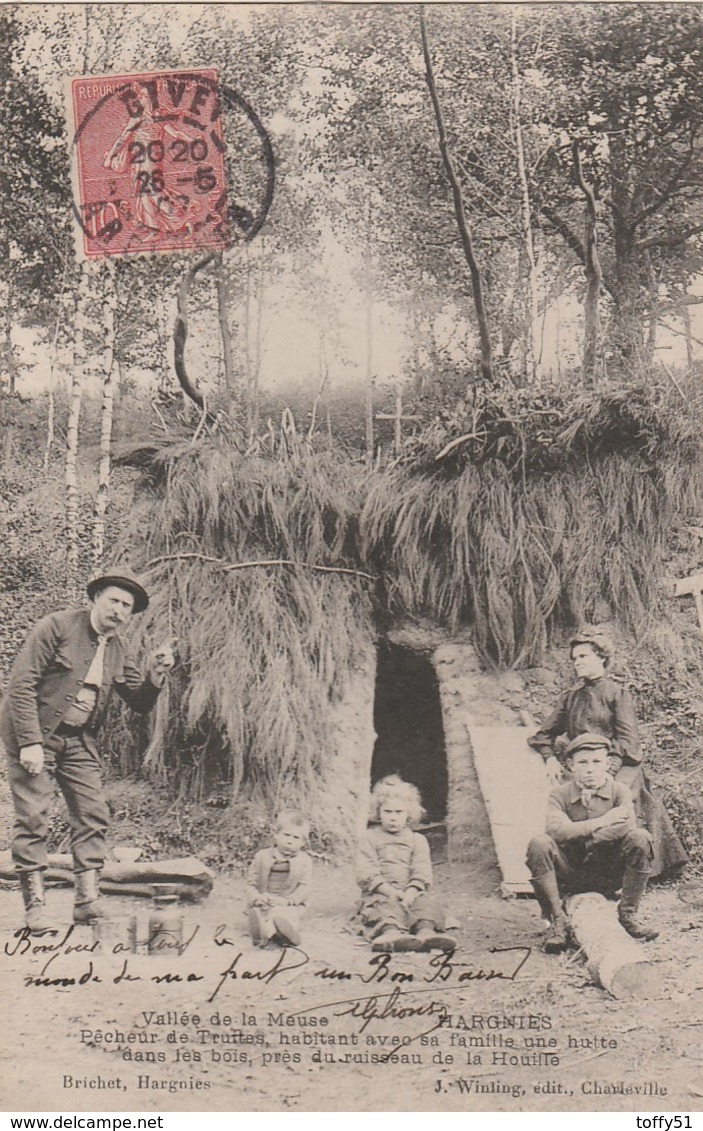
[1,1,702,1116]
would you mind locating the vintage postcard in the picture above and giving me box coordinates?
[1,1,702,1117]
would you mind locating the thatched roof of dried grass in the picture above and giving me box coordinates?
[360,454,701,666]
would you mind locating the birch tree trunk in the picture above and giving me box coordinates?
[44,259,71,469]
[554,296,562,381]
[215,253,235,397]
[44,386,55,472]
[64,11,94,581]
[92,266,117,566]
[66,278,87,577]
[682,303,694,369]
[644,249,658,363]
[365,284,374,464]
[251,238,266,437]
[411,306,424,396]
[2,412,14,470]
[393,387,403,453]
[3,294,18,396]
[243,246,254,438]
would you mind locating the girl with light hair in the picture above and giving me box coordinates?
[356,775,456,953]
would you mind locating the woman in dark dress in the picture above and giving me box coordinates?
[529,626,688,878]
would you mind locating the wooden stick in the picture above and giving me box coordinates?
[145,551,378,583]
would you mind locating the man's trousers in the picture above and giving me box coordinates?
[6,732,109,874]
[526,828,654,897]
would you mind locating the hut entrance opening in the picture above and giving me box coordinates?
[371,640,448,857]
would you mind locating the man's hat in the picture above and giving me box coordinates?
[564,732,613,758]
[86,566,149,613]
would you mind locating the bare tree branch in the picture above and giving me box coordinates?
[540,204,587,263]
[660,318,703,351]
[636,221,703,252]
[455,158,522,238]
[173,252,216,409]
[631,142,696,227]
[146,551,379,583]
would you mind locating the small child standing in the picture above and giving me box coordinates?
[526,732,657,954]
[357,775,455,953]
[246,809,312,947]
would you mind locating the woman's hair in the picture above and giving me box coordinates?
[569,625,615,668]
[369,775,425,825]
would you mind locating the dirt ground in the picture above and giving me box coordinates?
[2,821,703,1114]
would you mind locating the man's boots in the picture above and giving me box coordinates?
[18,871,52,933]
[618,867,659,941]
[531,872,569,954]
[73,869,108,925]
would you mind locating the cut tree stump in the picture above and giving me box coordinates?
[566,891,665,1000]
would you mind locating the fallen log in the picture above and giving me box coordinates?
[0,852,213,902]
[566,891,664,1000]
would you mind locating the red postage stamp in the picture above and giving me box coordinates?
[69,69,230,259]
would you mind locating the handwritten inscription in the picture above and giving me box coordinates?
[4,925,532,1032]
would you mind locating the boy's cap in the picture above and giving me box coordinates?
[564,732,613,757]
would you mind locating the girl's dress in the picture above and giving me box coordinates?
[356,825,446,939]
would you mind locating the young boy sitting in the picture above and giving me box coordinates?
[526,732,657,953]
[246,809,312,947]
[357,775,455,953]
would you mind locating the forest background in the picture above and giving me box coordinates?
[1,3,703,871]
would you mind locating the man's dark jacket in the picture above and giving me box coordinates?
[0,607,160,758]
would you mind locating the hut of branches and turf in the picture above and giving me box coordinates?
[115,381,703,871]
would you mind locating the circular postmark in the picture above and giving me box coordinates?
[69,69,275,259]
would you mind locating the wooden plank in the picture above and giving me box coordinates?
[467,724,550,894]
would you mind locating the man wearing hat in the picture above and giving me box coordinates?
[0,568,175,931]
[526,732,657,953]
